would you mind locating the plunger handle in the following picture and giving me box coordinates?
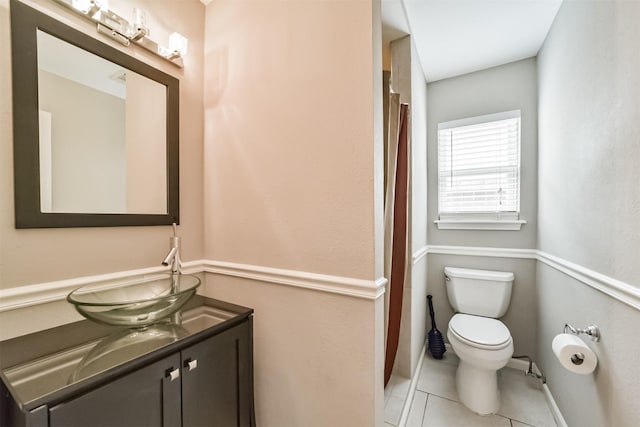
[427,295,437,328]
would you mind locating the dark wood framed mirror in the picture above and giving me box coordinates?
[10,0,179,228]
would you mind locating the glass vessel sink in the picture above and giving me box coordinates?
[69,323,189,382]
[67,274,201,327]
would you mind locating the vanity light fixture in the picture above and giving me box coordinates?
[162,32,188,60]
[133,7,148,29]
[129,7,149,41]
[71,0,106,17]
[55,0,186,67]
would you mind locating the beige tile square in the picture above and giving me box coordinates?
[385,383,393,405]
[497,368,557,427]
[407,351,557,427]
[388,373,412,398]
[416,355,459,401]
[405,391,428,427]
[423,395,511,427]
[384,395,405,426]
[427,346,460,366]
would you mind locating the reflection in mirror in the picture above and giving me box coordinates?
[37,30,167,214]
[11,0,179,228]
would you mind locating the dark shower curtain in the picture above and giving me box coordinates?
[384,103,409,386]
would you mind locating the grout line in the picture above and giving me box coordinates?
[509,416,538,426]
[420,392,430,427]
[427,392,520,425]
[495,413,511,423]
[413,348,556,427]
[427,394,461,405]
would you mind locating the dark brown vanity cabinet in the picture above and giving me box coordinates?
[48,353,182,427]
[0,298,255,427]
[181,322,253,427]
[47,321,253,427]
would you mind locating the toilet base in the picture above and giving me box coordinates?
[456,361,500,415]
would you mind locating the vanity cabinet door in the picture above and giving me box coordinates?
[181,320,254,427]
[48,353,182,427]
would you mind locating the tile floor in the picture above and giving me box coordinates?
[384,350,557,427]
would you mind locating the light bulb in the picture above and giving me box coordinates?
[168,32,188,57]
[72,0,108,16]
[134,7,148,30]
[72,0,92,13]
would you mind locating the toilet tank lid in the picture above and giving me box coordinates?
[444,267,514,281]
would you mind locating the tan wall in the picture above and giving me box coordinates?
[202,0,384,425]
[202,0,379,279]
[204,275,384,427]
[0,0,204,290]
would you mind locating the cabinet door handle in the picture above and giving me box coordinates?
[185,358,198,371]
[166,367,180,381]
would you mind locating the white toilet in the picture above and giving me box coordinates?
[444,266,515,415]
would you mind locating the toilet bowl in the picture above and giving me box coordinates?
[447,313,513,414]
[443,267,515,415]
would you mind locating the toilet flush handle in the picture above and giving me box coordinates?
[445,274,451,281]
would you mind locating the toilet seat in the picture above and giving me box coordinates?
[448,314,511,350]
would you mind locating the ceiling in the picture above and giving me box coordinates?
[382,0,563,82]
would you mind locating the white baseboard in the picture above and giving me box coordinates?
[543,383,568,427]
[506,357,568,427]
[397,343,427,427]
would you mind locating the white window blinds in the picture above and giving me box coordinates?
[437,110,521,219]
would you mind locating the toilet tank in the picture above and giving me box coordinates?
[444,267,514,318]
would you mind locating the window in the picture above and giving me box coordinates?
[436,110,526,230]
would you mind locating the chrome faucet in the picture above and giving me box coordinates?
[163,223,182,324]
[162,223,181,274]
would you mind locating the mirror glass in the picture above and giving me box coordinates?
[37,30,167,214]
[11,0,179,228]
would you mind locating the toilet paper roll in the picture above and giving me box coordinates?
[552,333,597,375]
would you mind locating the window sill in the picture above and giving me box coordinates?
[434,219,526,231]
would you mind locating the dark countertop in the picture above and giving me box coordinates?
[0,296,253,412]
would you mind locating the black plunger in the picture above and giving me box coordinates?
[427,295,446,359]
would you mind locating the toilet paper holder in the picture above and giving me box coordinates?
[563,323,601,343]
